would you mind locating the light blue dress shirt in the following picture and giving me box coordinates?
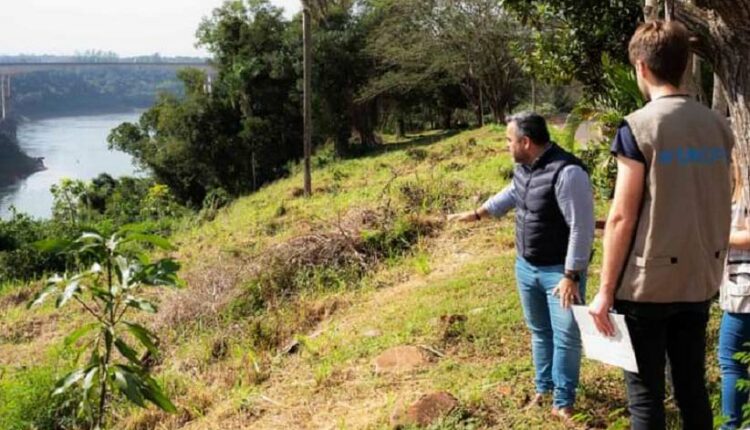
[482,165,595,272]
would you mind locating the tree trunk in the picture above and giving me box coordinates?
[675,0,750,196]
[441,109,453,130]
[302,7,313,197]
[722,54,750,193]
[351,101,380,149]
[692,55,706,104]
[477,88,485,127]
[644,0,659,21]
[680,54,697,97]
[531,78,537,113]
[397,116,406,137]
[712,73,728,115]
[665,0,675,21]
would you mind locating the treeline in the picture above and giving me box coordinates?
[0,52,206,64]
[7,68,182,118]
[0,0,647,283]
[108,0,642,209]
[0,52,207,118]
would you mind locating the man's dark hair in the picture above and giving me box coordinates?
[506,112,550,145]
[628,20,690,88]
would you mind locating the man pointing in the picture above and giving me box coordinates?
[450,112,595,420]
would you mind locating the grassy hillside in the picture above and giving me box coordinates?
[0,126,723,429]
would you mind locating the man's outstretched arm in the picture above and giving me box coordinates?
[448,183,517,222]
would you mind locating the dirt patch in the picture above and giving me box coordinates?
[0,313,59,344]
[373,345,435,374]
[0,285,37,311]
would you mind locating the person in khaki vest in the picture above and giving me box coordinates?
[588,20,734,430]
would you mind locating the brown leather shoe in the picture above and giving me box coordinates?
[551,407,577,426]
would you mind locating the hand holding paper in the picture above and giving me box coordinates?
[571,305,639,374]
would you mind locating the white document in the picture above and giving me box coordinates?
[571,305,639,374]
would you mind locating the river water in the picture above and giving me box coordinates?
[0,111,144,219]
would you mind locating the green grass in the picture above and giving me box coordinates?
[0,125,726,429]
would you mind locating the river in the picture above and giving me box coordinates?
[0,111,144,220]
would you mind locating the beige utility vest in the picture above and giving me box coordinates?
[616,96,734,303]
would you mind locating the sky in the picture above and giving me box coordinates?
[0,0,301,58]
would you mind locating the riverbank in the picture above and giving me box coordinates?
[0,119,45,188]
[0,111,144,219]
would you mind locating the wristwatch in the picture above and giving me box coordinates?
[563,270,581,282]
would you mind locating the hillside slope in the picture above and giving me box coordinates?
[0,126,719,429]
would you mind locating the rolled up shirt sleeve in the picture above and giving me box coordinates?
[481,183,517,218]
[555,165,595,272]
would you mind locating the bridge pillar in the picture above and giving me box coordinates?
[1,75,5,120]
[0,75,9,120]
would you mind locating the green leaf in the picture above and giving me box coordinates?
[89,286,113,301]
[77,232,104,243]
[118,223,149,234]
[82,365,99,392]
[141,377,177,413]
[112,365,146,407]
[56,280,81,308]
[115,255,132,290]
[64,322,98,347]
[106,233,121,252]
[124,322,158,355]
[126,233,177,251]
[136,258,182,287]
[52,368,87,396]
[46,273,65,285]
[87,347,102,367]
[126,297,158,313]
[33,238,73,253]
[28,285,58,308]
[115,338,141,365]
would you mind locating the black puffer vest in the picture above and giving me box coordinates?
[513,143,586,266]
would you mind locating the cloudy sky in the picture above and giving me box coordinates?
[0,0,301,57]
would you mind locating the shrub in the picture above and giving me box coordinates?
[0,212,73,282]
[0,365,83,430]
[228,209,442,324]
[564,54,645,200]
[29,229,182,428]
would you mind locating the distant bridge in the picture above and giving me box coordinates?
[0,62,217,119]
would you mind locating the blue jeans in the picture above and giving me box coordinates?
[719,312,750,429]
[515,257,586,409]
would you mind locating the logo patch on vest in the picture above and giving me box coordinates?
[657,147,728,166]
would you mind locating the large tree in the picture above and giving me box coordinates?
[364,0,526,125]
[504,0,643,92]
[504,0,750,187]
[673,1,750,182]
[109,1,304,206]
